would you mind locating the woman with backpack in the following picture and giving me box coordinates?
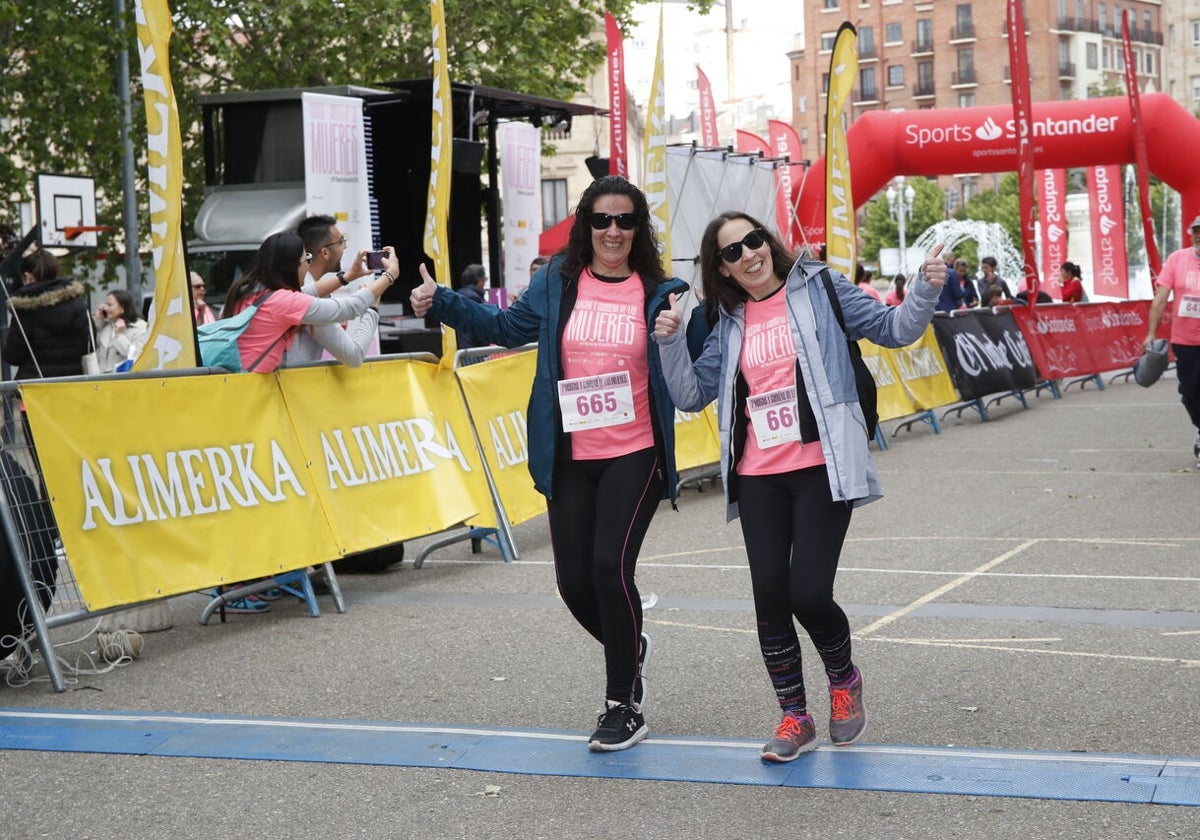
[218,231,395,373]
[651,212,946,762]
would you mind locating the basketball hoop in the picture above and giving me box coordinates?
[63,225,114,240]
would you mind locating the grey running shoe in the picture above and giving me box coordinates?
[588,703,647,752]
[828,667,867,746]
[761,712,817,762]
[632,631,652,712]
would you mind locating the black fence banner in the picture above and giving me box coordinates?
[930,309,1037,401]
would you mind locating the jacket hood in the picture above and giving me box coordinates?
[9,279,88,311]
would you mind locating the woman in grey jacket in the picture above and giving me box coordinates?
[654,212,945,762]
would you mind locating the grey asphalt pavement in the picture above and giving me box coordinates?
[2,371,1199,839]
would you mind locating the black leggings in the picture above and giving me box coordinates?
[1173,344,1200,431]
[738,466,854,715]
[547,445,664,705]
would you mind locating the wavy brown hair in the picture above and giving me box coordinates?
[559,175,667,291]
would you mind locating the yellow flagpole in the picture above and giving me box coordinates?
[643,3,671,272]
[131,0,196,371]
[824,22,858,277]
[424,0,456,368]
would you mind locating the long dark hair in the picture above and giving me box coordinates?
[222,231,304,317]
[107,288,138,322]
[560,175,667,290]
[20,250,58,284]
[700,212,795,321]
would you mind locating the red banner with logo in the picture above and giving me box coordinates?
[605,13,627,178]
[1087,165,1128,298]
[697,65,719,148]
[1010,301,1156,378]
[1038,169,1068,298]
[1122,11,1160,278]
[1007,0,1040,301]
[768,119,804,249]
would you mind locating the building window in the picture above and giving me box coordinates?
[1099,4,1108,32]
[542,179,568,229]
[1192,75,1200,101]
[1076,0,1085,21]
[887,64,905,86]
[945,188,959,214]
[822,73,830,93]
[962,180,979,203]
[1086,42,1098,70]
[824,0,838,9]
[958,92,975,107]
[798,95,808,112]
[955,4,974,39]
[859,26,875,57]
[821,32,837,51]
[885,22,902,43]
[1191,21,1200,47]
[957,47,975,83]
[1102,44,1111,69]
[917,60,934,95]
[1144,51,1154,75]
[916,19,933,51]
[859,68,877,99]
[1144,11,1152,34]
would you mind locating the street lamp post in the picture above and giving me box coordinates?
[886,177,916,277]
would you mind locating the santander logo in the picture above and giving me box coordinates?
[975,118,1003,141]
[1099,215,1117,235]
[1047,224,1064,243]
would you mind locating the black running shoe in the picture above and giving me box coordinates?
[588,703,647,752]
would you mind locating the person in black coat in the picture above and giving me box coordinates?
[4,250,91,380]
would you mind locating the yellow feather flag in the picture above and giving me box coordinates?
[824,22,858,277]
[132,0,196,371]
[643,3,671,271]
[424,0,456,368]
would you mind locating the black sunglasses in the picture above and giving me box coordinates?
[719,229,767,263]
[588,212,638,231]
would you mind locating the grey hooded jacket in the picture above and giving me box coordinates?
[656,257,939,521]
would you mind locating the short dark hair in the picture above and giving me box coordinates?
[296,214,337,253]
[458,264,486,289]
[981,256,997,268]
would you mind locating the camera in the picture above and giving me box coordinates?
[365,250,388,271]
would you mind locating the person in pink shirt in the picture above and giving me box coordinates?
[220,232,394,373]
[884,274,906,306]
[190,272,217,324]
[1146,214,1200,466]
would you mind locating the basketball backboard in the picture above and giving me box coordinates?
[35,173,98,249]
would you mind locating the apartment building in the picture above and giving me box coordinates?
[789,0,1164,210]
[1162,0,1200,117]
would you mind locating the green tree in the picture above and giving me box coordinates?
[0,0,670,274]
[859,176,945,271]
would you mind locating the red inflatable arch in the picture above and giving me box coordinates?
[796,93,1200,249]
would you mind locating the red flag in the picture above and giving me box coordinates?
[696,65,719,148]
[604,13,628,178]
[1087,165,1129,298]
[736,129,771,156]
[1122,10,1160,280]
[1006,0,1040,303]
[1038,169,1068,297]
[768,119,804,249]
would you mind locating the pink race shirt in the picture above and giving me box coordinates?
[232,289,312,373]
[560,270,654,460]
[1158,247,1200,345]
[737,287,825,477]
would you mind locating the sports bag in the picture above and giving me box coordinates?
[197,291,285,372]
[820,270,879,441]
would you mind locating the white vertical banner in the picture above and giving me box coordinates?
[302,92,377,355]
[498,122,542,299]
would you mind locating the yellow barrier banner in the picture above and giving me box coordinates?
[22,375,339,610]
[888,325,958,411]
[859,340,917,422]
[454,350,545,526]
[673,407,719,471]
[278,359,483,546]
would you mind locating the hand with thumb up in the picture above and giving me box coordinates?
[411,264,439,317]
[655,293,683,340]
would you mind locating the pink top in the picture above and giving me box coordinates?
[1157,247,1200,345]
[561,269,654,460]
[736,286,825,476]
[232,290,312,373]
[858,281,882,302]
[884,290,903,306]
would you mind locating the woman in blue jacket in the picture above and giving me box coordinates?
[654,212,945,762]
[411,176,686,752]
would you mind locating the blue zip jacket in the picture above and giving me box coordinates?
[427,257,689,502]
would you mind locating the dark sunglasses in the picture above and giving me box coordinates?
[588,212,638,231]
[719,229,767,263]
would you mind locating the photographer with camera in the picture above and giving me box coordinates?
[285,214,399,366]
